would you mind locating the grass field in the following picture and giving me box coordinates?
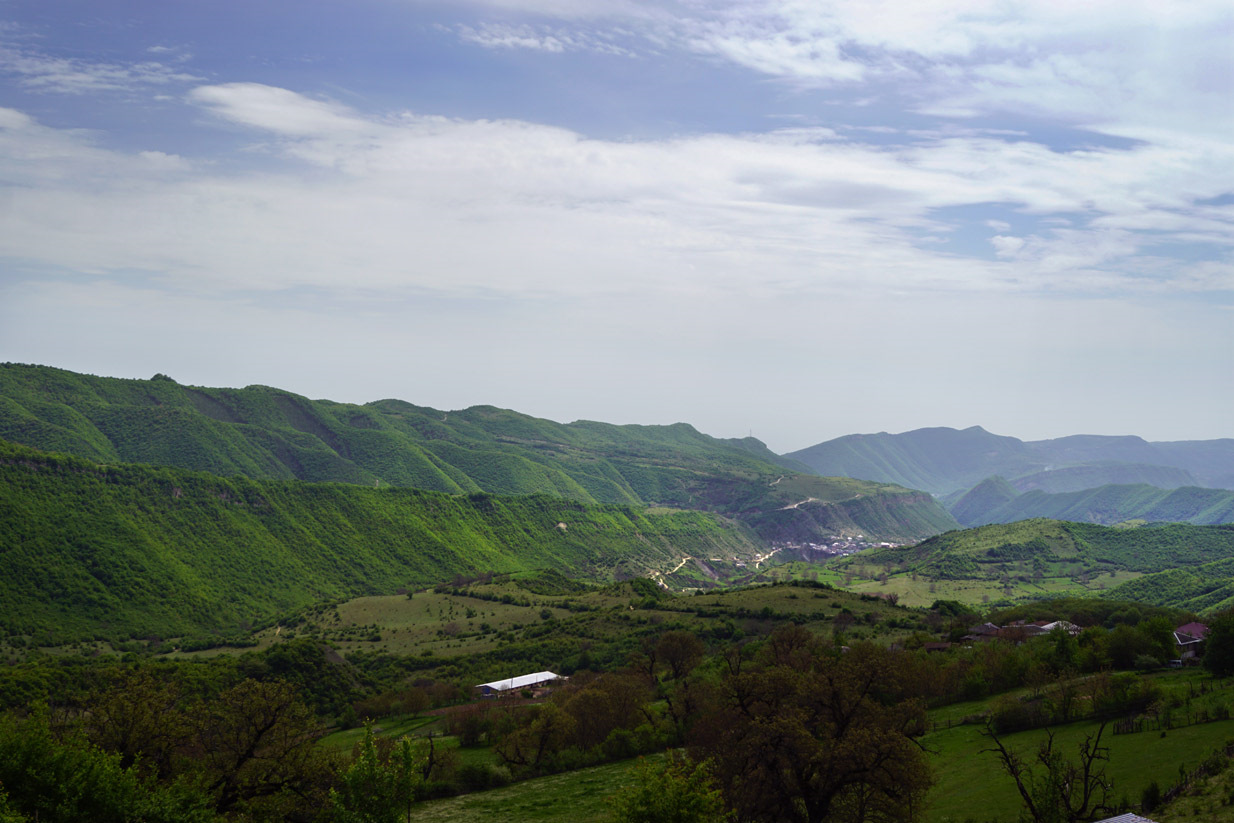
[923,669,1234,822]
[404,755,660,823]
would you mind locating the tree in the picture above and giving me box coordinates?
[608,754,730,823]
[656,631,705,682]
[328,724,424,823]
[194,679,333,820]
[985,722,1114,823]
[689,628,930,823]
[495,702,576,773]
[1204,611,1234,677]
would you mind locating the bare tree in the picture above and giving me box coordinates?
[984,722,1115,823]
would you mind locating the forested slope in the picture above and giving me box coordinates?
[0,441,760,644]
[0,364,956,542]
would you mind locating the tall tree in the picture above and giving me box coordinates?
[689,627,930,823]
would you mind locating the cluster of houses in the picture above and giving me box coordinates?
[940,619,1211,664]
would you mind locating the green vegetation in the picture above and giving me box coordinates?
[0,364,957,544]
[827,519,1234,610]
[0,440,761,644]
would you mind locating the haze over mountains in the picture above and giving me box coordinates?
[788,425,1234,527]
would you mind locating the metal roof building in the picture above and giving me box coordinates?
[475,671,562,697]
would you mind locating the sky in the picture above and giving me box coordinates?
[0,0,1231,453]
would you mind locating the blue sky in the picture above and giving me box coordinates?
[0,0,1231,452]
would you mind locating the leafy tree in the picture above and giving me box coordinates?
[194,679,333,820]
[0,708,215,823]
[608,754,730,823]
[689,627,930,823]
[328,724,424,823]
[656,631,705,682]
[495,703,577,773]
[1204,610,1234,677]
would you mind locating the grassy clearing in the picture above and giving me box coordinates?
[924,715,1234,823]
[318,713,438,753]
[923,669,1234,823]
[226,577,924,679]
[403,755,660,823]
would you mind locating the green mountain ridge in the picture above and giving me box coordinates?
[0,363,956,543]
[0,440,762,644]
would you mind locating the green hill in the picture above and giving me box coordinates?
[826,519,1234,609]
[0,364,956,543]
[851,519,1234,576]
[786,426,1233,495]
[1107,558,1234,614]
[0,441,762,645]
[949,482,1234,528]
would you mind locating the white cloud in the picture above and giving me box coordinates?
[441,0,1233,144]
[0,85,1229,308]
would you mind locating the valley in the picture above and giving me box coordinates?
[4,364,1234,823]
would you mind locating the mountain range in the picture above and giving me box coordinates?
[0,364,956,542]
[786,425,1234,494]
[786,425,1234,526]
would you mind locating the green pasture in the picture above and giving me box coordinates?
[404,755,660,823]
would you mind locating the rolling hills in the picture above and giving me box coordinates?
[0,364,957,543]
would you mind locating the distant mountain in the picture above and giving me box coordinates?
[786,426,1234,495]
[0,364,956,543]
[786,426,1033,495]
[948,482,1234,528]
[946,476,1019,526]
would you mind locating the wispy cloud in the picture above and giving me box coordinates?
[455,22,636,55]
[1,84,1229,304]
[0,43,200,95]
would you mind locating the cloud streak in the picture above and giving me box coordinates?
[0,83,1230,305]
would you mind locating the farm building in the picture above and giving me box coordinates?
[475,671,563,698]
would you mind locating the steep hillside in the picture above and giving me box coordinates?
[0,441,761,644]
[0,364,956,542]
[950,483,1234,528]
[787,426,1234,495]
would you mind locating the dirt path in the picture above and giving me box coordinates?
[779,497,819,510]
